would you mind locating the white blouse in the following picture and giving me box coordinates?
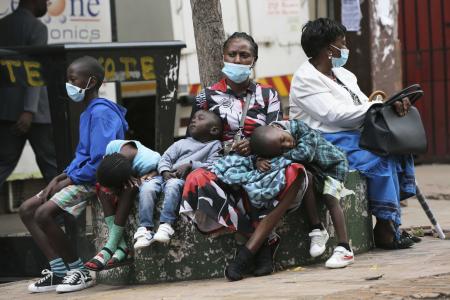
[289,60,380,133]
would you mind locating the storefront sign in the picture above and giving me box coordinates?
[0,0,112,43]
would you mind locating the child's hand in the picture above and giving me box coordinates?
[256,157,271,172]
[124,177,140,190]
[162,171,177,181]
[174,163,192,179]
[97,188,117,204]
[141,170,157,181]
[233,139,251,156]
[51,177,73,196]
[40,173,68,200]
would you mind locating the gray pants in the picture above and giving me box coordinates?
[0,122,57,188]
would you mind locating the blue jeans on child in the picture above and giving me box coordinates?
[138,176,185,228]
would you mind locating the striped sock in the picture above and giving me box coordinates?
[105,215,128,261]
[49,258,67,277]
[68,258,86,271]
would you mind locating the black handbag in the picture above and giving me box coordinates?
[359,84,427,156]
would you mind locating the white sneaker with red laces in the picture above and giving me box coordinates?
[325,246,354,268]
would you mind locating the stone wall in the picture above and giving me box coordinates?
[92,171,372,285]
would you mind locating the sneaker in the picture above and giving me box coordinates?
[309,229,329,257]
[325,246,354,268]
[56,269,95,293]
[133,227,155,249]
[28,269,64,293]
[154,223,174,243]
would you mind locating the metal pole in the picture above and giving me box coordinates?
[415,182,446,239]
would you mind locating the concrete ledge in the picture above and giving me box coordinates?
[92,171,373,284]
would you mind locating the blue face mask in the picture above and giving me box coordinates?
[222,61,253,83]
[331,45,350,68]
[65,77,93,102]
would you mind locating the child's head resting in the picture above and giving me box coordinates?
[250,125,295,158]
[97,153,133,192]
[189,110,223,142]
[66,56,105,102]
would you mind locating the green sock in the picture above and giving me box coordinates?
[99,223,124,262]
[105,215,128,261]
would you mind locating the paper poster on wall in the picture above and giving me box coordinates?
[341,0,361,32]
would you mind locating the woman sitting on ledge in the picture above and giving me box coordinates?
[180,32,308,281]
[289,18,417,250]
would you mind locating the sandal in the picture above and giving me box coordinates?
[401,231,422,243]
[375,235,414,250]
[84,247,113,271]
[374,219,414,250]
[104,247,134,270]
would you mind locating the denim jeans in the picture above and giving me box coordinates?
[138,176,185,228]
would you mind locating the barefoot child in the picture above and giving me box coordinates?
[133,110,222,248]
[84,140,161,271]
[250,119,354,268]
[19,56,128,293]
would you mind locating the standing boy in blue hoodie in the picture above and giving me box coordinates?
[19,56,128,294]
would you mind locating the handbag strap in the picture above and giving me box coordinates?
[384,89,424,106]
[384,84,422,106]
[239,93,252,131]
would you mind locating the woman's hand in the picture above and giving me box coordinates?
[233,139,251,156]
[393,97,411,117]
[255,157,271,172]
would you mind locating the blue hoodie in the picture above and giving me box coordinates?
[65,98,128,184]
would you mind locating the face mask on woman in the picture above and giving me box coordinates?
[65,77,93,102]
[330,45,350,68]
[222,61,253,84]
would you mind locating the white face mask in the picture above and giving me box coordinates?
[65,77,93,102]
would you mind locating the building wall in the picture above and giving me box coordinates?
[114,0,173,42]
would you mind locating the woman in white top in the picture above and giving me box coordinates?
[289,18,416,250]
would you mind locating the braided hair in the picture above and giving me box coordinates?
[97,153,133,190]
[223,32,259,59]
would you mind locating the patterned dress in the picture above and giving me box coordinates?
[180,79,307,235]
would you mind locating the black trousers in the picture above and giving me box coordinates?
[0,122,57,188]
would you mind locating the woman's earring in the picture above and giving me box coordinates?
[328,52,332,59]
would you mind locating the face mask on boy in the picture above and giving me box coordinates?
[65,77,93,102]
[330,45,350,68]
[222,61,254,84]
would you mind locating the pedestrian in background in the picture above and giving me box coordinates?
[0,0,57,195]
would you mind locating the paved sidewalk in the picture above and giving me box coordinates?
[1,237,449,300]
[1,164,449,299]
